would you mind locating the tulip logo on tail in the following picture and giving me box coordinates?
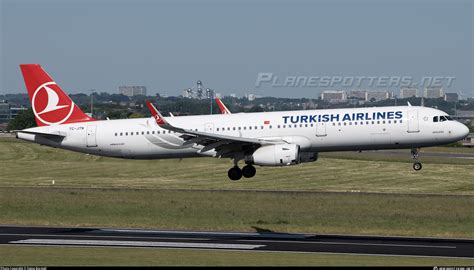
[32,82,74,125]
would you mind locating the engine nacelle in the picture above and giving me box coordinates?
[299,152,318,163]
[250,144,300,166]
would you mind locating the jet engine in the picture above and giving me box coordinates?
[250,144,300,166]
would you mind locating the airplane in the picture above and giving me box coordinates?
[16,64,469,180]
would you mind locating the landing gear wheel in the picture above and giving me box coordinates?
[228,166,243,181]
[410,148,422,171]
[242,164,256,178]
[413,162,422,171]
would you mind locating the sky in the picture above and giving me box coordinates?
[1,0,472,98]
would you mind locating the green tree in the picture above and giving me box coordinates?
[7,108,36,131]
[128,112,145,118]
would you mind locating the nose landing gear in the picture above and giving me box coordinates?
[411,148,422,171]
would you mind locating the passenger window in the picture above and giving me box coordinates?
[120,132,123,136]
[114,133,117,136]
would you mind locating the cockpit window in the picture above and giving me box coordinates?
[433,116,438,122]
[446,115,454,121]
[439,116,448,122]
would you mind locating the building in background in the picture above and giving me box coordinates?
[365,90,392,102]
[453,110,474,124]
[321,90,347,103]
[400,87,418,98]
[245,93,256,101]
[424,87,444,99]
[118,86,147,97]
[0,101,10,124]
[347,90,367,100]
[444,92,459,102]
[0,100,28,127]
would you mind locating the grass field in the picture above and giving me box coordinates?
[1,138,473,194]
[1,137,473,265]
[2,246,473,266]
[1,188,473,237]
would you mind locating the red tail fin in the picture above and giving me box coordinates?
[20,64,95,126]
[215,97,231,114]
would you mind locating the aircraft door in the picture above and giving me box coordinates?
[86,125,98,147]
[316,122,327,137]
[407,110,420,133]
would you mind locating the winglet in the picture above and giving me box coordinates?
[215,97,231,114]
[146,101,168,126]
[407,101,412,106]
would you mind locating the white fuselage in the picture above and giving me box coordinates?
[17,106,469,160]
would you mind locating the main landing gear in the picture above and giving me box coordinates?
[411,148,422,171]
[228,163,257,181]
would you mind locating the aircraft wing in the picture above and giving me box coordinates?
[146,101,282,157]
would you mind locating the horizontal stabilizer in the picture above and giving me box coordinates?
[15,130,66,139]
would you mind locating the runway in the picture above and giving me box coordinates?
[1,226,473,258]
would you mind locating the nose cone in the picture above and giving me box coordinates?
[457,123,470,139]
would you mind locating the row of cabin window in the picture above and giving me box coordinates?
[115,130,175,136]
[114,119,403,136]
[333,119,402,126]
[216,119,403,131]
